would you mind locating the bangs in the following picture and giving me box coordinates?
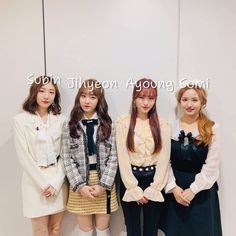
[80,80,103,97]
[137,87,157,99]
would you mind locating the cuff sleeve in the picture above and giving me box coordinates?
[122,186,143,202]
[143,186,164,202]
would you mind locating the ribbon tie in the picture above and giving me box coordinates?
[178,130,194,145]
[82,119,98,155]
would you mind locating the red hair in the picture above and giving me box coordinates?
[127,78,162,154]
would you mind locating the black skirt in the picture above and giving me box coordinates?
[160,170,222,236]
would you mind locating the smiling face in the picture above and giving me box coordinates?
[36,82,56,111]
[79,89,98,118]
[135,89,156,119]
[180,89,202,118]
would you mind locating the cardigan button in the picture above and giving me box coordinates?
[139,168,143,171]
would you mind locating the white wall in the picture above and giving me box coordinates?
[0,0,235,235]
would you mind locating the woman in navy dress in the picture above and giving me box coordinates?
[160,82,222,236]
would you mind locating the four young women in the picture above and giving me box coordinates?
[14,77,222,236]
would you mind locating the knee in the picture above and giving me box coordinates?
[79,225,93,232]
[77,219,93,232]
[48,223,61,235]
[33,228,47,236]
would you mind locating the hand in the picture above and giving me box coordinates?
[137,196,148,205]
[182,188,195,203]
[41,185,56,198]
[79,186,95,200]
[90,185,105,197]
[172,186,190,206]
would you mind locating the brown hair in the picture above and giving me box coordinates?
[69,79,112,141]
[177,86,215,145]
[127,78,162,154]
[23,76,61,115]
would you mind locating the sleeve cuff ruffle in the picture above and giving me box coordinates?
[164,181,177,194]
[122,186,143,202]
[143,186,164,202]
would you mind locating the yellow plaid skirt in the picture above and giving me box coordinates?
[67,170,118,215]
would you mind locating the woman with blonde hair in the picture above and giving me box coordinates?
[161,81,222,236]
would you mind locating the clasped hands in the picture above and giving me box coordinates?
[41,185,56,198]
[79,185,105,200]
[172,186,195,207]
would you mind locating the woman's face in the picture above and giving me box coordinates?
[180,89,202,117]
[79,89,98,118]
[36,82,56,110]
[135,93,155,119]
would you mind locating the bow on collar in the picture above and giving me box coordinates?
[178,130,194,144]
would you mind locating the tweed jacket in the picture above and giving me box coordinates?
[61,120,118,191]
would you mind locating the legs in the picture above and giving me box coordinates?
[120,180,141,236]
[143,201,163,236]
[31,216,49,236]
[76,214,111,236]
[48,211,65,236]
[95,214,110,236]
[76,214,93,235]
[121,200,141,236]
[31,212,65,236]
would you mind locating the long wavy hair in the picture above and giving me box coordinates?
[23,76,61,115]
[176,86,215,145]
[69,79,112,141]
[127,78,162,154]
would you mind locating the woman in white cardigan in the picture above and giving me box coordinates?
[13,76,68,236]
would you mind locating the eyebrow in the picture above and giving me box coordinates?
[182,96,199,99]
[40,87,55,91]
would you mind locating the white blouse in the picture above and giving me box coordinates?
[165,119,220,194]
[35,112,58,167]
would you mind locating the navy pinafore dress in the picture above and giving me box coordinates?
[160,130,222,236]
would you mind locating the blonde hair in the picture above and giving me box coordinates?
[176,86,215,145]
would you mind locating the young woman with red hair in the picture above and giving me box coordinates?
[116,78,171,236]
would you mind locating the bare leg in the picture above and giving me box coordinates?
[76,214,93,235]
[31,216,49,236]
[95,214,110,236]
[48,211,64,236]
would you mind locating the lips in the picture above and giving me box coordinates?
[42,101,50,104]
[186,108,194,112]
[84,105,91,109]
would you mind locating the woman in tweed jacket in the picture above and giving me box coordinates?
[61,79,118,236]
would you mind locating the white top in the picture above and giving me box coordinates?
[165,119,220,194]
[35,112,58,167]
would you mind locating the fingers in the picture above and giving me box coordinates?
[137,197,148,205]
